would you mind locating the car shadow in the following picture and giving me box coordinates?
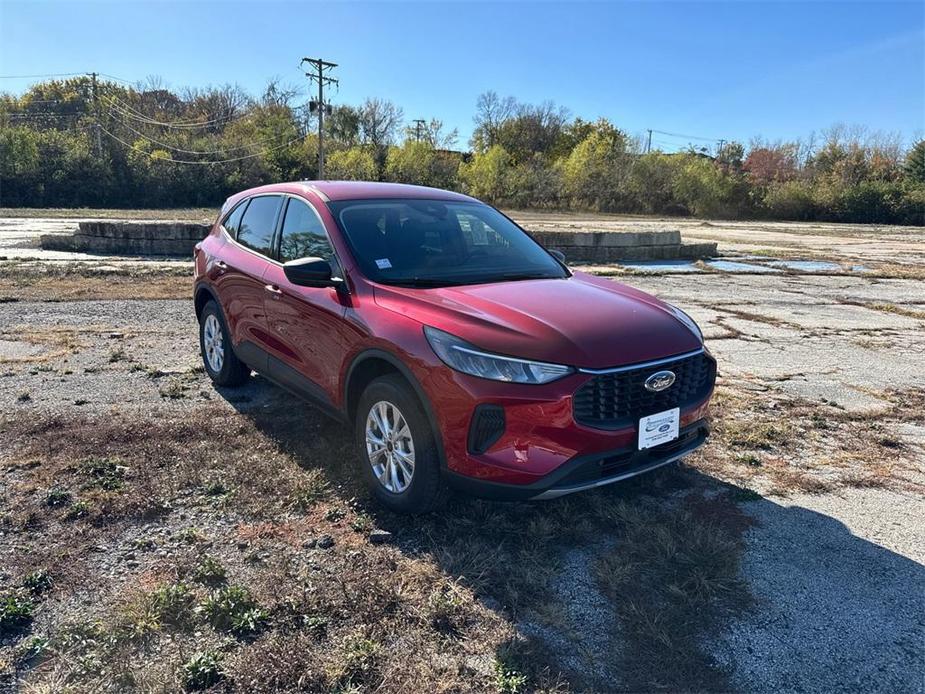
[216,378,925,692]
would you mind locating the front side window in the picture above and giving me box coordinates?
[279,198,336,265]
[236,195,281,257]
[328,199,566,287]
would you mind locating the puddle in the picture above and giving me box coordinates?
[0,339,46,361]
[706,260,780,273]
[621,260,702,273]
[766,260,842,272]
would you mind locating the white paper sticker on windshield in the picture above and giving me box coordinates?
[375,258,392,269]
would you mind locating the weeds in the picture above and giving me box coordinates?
[182,650,224,691]
[22,569,53,595]
[191,555,227,587]
[0,592,34,636]
[199,585,268,636]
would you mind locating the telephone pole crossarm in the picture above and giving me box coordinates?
[301,57,338,180]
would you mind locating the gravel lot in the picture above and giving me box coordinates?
[1,213,923,691]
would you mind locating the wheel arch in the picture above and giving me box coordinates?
[344,349,447,470]
[194,282,220,320]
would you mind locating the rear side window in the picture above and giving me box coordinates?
[278,199,335,264]
[237,196,281,257]
[222,200,248,237]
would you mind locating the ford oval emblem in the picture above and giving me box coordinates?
[644,370,676,392]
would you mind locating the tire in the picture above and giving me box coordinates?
[355,374,446,513]
[199,300,250,387]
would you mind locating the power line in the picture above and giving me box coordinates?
[99,124,303,165]
[105,97,251,129]
[105,110,299,156]
[301,57,338,179]
[0,72,88,79]
[651,128,722,143]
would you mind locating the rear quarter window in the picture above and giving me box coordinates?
[221,200,248,237]
[236,195,282,258]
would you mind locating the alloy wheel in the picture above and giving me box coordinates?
[365,400,415,493]
[202,314,224,373]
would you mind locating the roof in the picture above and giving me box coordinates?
[231,180,478,204]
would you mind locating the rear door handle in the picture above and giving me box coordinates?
[264,284,283,297]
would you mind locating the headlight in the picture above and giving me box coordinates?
[424,326,574,384]
[667,304,703,343]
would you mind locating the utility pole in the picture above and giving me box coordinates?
[90,71,102,156]
[412,119,426,143]
[716,139,726,157]
[301,57,338,179]
[645,129,652,154]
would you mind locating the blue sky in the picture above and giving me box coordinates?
[2,1,923,149]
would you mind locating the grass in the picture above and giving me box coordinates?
[593,494,752,691]
[0,399,752,691]
[0,262,190,302]
[866,302,925,321]
[7,378,916,690]
[691,382,925,496]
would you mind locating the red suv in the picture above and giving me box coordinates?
[194,182,715,512]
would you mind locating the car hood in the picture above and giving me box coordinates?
[373,271,702,369]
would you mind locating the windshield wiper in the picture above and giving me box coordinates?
[381,277,462,288]
[499,272,557,282]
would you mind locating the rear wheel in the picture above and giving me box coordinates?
[199,300,249,387]
[355,374,445,513]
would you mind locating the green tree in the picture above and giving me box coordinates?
[560,121,630,210]
[904,140,925,184]
[458,145,514,204]
[326,147,377,180]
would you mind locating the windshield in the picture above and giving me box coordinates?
[328,198,568,287]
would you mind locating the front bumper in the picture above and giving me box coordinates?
[445,420,710,501]
[416,347,715,490]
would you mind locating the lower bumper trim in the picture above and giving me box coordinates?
[444,420,710,502]
[530,448,692,500]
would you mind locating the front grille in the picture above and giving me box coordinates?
[573,351,716,429]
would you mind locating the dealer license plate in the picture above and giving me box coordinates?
[638,408,680,450]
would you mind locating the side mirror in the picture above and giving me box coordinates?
[283,257,341,288]
[549,249,566,264]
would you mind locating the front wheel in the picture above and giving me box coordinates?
[355,374,445,513]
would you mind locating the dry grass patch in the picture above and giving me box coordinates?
[693,382,924,496]
[0,400,763,692]
[594,493,752,692]
[0,264,189,302]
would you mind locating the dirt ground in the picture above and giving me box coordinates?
[1,212,923,693]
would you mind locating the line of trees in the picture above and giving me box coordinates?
[1,76,923,225]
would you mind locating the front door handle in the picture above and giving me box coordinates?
[264,284,283,297]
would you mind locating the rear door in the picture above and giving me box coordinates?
[262,195,354,405]
[209,194,283,369]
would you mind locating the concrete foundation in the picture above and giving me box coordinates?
[39,221,717,262]
[532,229,716,262]
[41,220,211,257]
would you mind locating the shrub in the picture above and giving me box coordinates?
[763,180,816,220]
